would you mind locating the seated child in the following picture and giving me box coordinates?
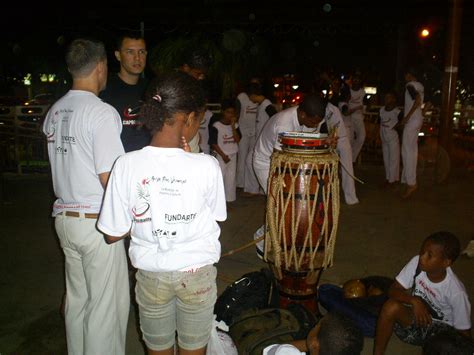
[209,99,241,202]
[374,231,472,355]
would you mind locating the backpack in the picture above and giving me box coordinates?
[228,304,319,355]
[214,268,279,326]
[318,276,394,337]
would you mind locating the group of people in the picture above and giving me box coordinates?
[42,32,471,355]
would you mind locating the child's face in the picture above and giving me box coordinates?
[419,240,451,273]
[222,107,237,123]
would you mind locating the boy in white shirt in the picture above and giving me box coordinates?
[98,72,227,355]
[349,75,366,162]
[209,99,242,202]
[374,231,471,355]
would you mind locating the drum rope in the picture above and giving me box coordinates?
[329,147,366,185]
[265,151,340,278]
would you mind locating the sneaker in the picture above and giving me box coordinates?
[461,240,474,258]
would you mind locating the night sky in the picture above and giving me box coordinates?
[1,1,473,100]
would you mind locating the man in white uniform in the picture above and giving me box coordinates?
[253,94,358,205]
[400,69,424,198]
[349,76,366,163]
[42,39,129,354]
[236,84,259,188]
[244,83,277,195]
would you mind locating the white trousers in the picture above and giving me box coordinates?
[337,139,359,205]
[236,134,255,188]
[380,127,400,183]
[216,152,238,202]
[351,113,366,162]
[253,154,270,194]
[55,214,129,355]
[401,119,422,186]
[244,140,261,194]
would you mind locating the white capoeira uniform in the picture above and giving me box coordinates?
[401,80,424,186]
[380,106,401,183]
[198,109,213,154]
[338,101,352,137]
[253,103,358,205]
[245,98,273,194]
[236,92,258,188]
[349,87,366,162]
[320,103,359,205]
[210,121,239,202]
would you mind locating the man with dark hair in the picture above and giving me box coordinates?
[253,94,358,204]
[179,47,212,81]
[101,32,150,152]
[177,46,213,153]
[42,38,129,354]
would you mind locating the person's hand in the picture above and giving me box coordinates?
[223,155,231,163]
[181,136,191,152]
[411,297,432,327]
[327,136,338,148]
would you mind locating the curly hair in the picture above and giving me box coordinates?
[424,231,461,262]
[140,72,206,133]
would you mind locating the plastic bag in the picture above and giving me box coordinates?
[206,316,238,355]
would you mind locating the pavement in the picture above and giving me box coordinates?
[1,156,473,355]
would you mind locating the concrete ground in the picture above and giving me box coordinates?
[1,157,473,355]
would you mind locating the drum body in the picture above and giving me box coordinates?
[265,149,340,313]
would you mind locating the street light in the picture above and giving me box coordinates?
[420,28,430,38]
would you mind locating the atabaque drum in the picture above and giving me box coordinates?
[264,144,340,314]
[278,131,330,154]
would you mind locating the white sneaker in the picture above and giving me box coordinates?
[461,240,474,258]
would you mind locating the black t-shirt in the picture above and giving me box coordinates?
[100,74,150,152]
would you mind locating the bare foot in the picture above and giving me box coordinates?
[402,184,417,199]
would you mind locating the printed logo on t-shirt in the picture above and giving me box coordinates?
[165,213,197,224]
[413,279,444,321]
[245,106,257,114]
[133,179,151,223]
[55,146,68,155]
[152,228,177,239]
[223,134,237,145]
[122,104,142,126]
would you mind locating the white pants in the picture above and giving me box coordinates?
[244,140,261,194]
[380,127,400,183]
[337,139,359,205]
[236,134,255,188]
[216,152,238,202]
[401,119,422,186]
[351,113,366,162]
[55,214,129,355]
[253,154,270,194]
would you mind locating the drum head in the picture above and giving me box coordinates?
[278,131,330,154]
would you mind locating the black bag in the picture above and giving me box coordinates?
[228,304,319,355]
[214,268,279,326]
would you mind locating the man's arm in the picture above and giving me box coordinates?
[401,86,421,125]
[98,172,110,189]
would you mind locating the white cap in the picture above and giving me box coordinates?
[262,344,306,355]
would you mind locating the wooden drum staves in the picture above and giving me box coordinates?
[264,146,340,314]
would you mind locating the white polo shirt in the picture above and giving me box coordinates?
[42,90,124,215]
[98,146,227,272]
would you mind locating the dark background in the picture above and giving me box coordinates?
[1,1,473,102]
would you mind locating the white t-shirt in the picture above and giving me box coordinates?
[97,146,227,272]
[199,110,213,154]
[254,106,310,164]
[349,87,366,115]
[404,80,424,122]
[42,90,124,215]
[255,98,273,137]
[380,107,401,129]
[212,121,240,155]
[317,102,349,141]
[396,255,471,330]
[237,92,258,136]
